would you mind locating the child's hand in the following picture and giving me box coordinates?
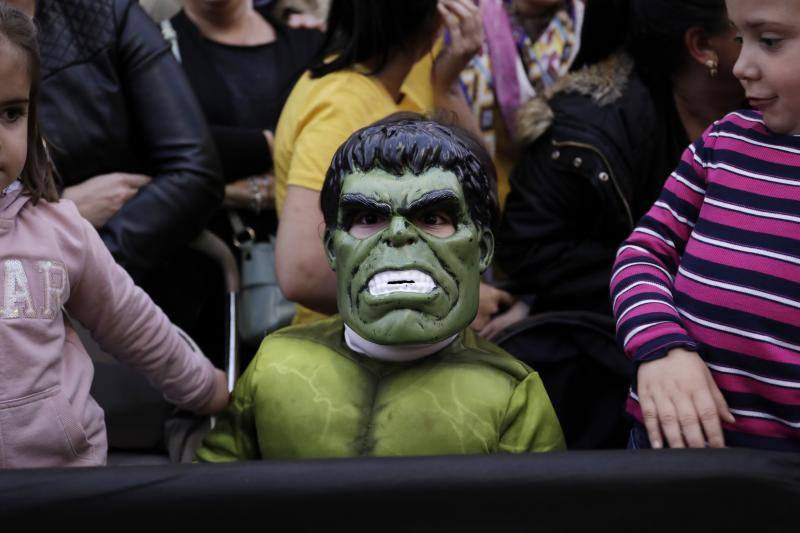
[637,348,735,449]
[471,282,515,332]
[478,300,530,340]
[197,369,230,415]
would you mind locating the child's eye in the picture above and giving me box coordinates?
[348,211,389,238]
[355,212,385,226]
[414,211,456,237]
[0,107,26,123]
[420,213,451,226]
[760,36,782,48]
[733,35,743,44]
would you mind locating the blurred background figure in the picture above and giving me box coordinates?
[162,0,323,357]
[460,0,647,338]
[140,0,329,23]
[4,0,225,348]
[166,0,321,256]
[492,0,743,334]
[460,0,586,206]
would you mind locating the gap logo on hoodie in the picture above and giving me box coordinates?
[0,258,68,320]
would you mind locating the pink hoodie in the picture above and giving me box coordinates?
[0,183,217,468]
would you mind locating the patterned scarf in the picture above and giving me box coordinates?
[460,0,585,155]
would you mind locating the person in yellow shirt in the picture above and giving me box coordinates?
[275,0,494,325]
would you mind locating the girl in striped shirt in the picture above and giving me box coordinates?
[612,0,800,451]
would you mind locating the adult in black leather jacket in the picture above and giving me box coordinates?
[32,0,223,283]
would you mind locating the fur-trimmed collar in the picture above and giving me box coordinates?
[516,52,634,144]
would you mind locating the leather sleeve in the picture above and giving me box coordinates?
[100,0,223,281]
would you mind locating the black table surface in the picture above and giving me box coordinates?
[1,449,798,531]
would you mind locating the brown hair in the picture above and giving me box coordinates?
[0,3,58,203]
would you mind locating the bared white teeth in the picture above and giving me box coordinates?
[367,270,436,296]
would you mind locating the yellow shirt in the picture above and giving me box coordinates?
[274,59,433,325]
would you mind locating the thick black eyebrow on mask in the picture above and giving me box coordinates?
[399,190,461,217]
[338,193,392,226]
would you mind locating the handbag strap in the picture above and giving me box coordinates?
[228,210,256,250]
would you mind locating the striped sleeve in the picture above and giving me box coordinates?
[610,126,717,362]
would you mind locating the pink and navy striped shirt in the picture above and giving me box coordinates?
[611,110,800,451]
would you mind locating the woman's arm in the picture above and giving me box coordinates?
[98,0,223,281]
[273,78,383,315]
[433,0,483,140]
[276,185,338,315]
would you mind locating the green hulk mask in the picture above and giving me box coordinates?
[321,115,499,345]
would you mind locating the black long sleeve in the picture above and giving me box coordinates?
[98,1,223,281]
[37,0,224,283]
[211,125,272,182]
[497,134,619,315]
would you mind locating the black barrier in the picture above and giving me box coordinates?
[1,449,799,531]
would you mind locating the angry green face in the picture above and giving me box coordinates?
[325,167,494,345]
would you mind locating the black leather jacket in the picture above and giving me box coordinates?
[37,0,223,282]
[497,53,688,316]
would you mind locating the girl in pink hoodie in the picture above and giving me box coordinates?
[0,4,229,468]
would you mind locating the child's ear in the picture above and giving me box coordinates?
[478,228,494,273]
[324,229,337,271]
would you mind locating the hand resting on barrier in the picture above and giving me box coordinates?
[637,348,736,449]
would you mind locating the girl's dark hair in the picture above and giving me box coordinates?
[627,0,728,86]
[309,0,439,78]
[0,4,57,203]
[321,113,499,232]
[571,0,631,70]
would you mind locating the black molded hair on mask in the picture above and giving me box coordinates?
[320,112,499,234]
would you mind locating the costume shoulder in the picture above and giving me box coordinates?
[441,328,533,383]
[251,316,359,368]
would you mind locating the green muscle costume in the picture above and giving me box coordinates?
[197,316,564,460]
[197,117,564,461]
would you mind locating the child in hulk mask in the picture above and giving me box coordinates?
[197,115,564,460]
